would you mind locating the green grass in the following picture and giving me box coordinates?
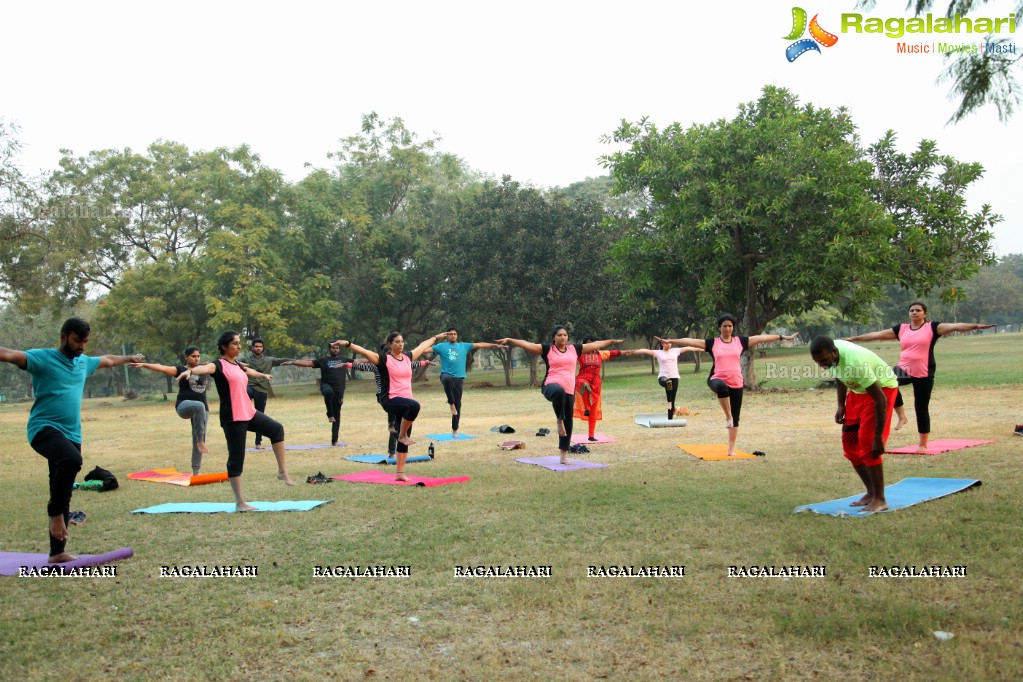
[1,333,1021,680]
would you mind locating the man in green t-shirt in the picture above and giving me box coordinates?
[810,336,899,513]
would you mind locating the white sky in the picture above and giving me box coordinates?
[4,0,1020,255]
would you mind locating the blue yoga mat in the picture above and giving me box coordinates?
[794,478,981,517]
[425,433,475,442]
[345,454,432,464]
[132,500,333,514]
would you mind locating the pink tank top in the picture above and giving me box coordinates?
[895,323,936,378]
[544,344,579,392]
[710,337,744,389]
[655,348,683,380]
[386,353,414,399]
[223,360,256,422]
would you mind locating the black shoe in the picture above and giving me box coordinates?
[583,410,590,417]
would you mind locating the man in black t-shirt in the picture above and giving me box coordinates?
[283,342,351,446]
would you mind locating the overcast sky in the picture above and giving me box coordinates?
[4,0,1020,255]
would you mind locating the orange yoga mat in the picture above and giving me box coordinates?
[128,468,229,486]
[677,444,759,461]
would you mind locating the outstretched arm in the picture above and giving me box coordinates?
[748,332,799,347]
[0,346,28,370]
[99,352,144,369]
[282,359,316,368]
[471,341,507,350]
[627,349,655,357]
[844,329,897,343]
[936,322,995,336]
[495,338,542,355]
[129,362,178,377]
[336,340,379,365]
[580,338,623,353]
[409,332,443,361]
[655,336,707,351]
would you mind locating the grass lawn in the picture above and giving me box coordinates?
[1,333,1020,681]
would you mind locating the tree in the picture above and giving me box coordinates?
[0,119,48,308]
[436,177,627,386]
[867,131,999,300]
[603,87,892,387]
[603,87,1001,387]
[857,0,1022,123]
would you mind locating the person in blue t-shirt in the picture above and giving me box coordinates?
[0,318,143,563]
[433,328,505,438]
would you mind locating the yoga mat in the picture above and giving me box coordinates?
[345,454,432,464]
[794,478,981,517]
[0,547,134,577]
[330,471,470,487]
[245,443,344,452]
[571,432,618,444]
[886,439,995,455]
[678,444,759,461]
[634,414,688,428]
[132,500,333,514]
[128,469,229,486]
[516,456,608,472]
[425,433,475,442]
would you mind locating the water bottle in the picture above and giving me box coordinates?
[428,442,435,459]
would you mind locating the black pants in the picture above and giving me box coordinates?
[542,382,574,452]
[659,376,679,409]
[708,378,743,427]
[440,373,464,432]
[247,387,269,445]
[382,397,420,453]
[30,427,82,557]
[320,383,344,444]
[894,373,935,434]
[222,412,285,477]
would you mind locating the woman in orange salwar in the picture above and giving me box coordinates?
[573,338,624,442]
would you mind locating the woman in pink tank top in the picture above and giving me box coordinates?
[498,326,622,464]
[846,301,993,451]
[659,314,798,457]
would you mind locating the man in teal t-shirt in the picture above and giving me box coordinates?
[811,336,899,513]
[0,318,142,562]
[433,328,504,438]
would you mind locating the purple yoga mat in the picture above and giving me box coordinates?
[0,547,134,576]
[516,456,608,472]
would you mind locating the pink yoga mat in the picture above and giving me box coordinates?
[886,438,995,455]
[330,470,470,487]
[571,432,618,444]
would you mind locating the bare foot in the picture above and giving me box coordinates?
[560,456,569,465]
[916,444,930,453]
[49,515,68,542]
[727,451,736,457]
[863,500,889,513]
[894,418,909,431]
[725,418,734,428]
[388,425,398,434]
[850,494,872,507]
[557,421,567,437]
[328,416,335,423]
[449,404,458,415]
[395,472,408,482]
[236,503,257,512]
[48,552,78,564]
[452,432,460,439]
[398,435,415,447]
[277,473,296,486]
[197,441,209,454]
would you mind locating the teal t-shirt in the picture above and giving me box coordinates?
[436,342,474,379]
[832,340,898,394]
[24,348,102,444]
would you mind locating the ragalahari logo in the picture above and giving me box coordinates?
[785,7,839,61]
